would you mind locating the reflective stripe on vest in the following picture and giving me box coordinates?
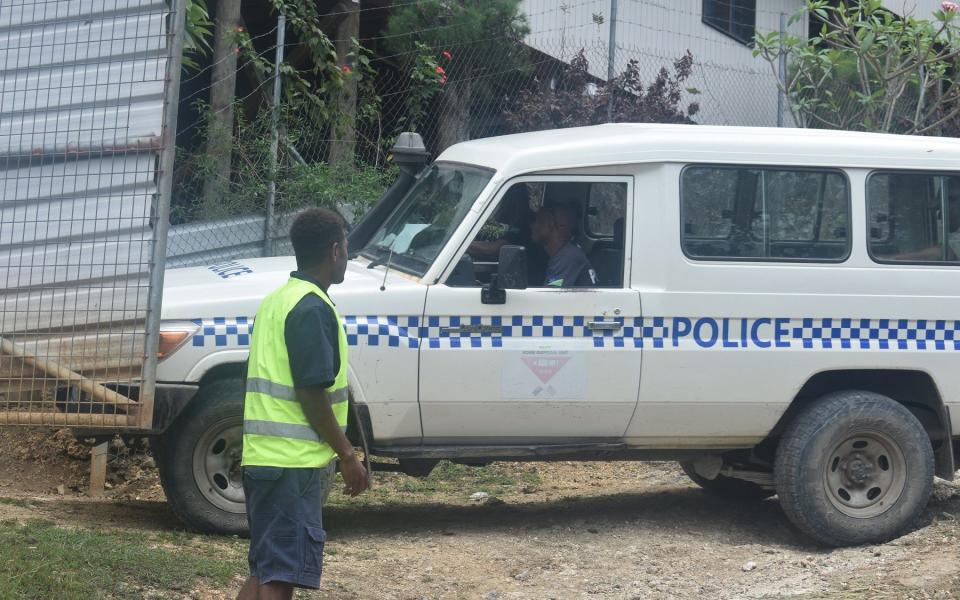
[246,378,348,405]
[241,277,350,468]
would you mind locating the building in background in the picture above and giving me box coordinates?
[521,0,948,127]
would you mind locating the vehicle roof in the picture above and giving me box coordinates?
[436,123,960,177]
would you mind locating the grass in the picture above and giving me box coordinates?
[0,497,40,508]
[0,462,543,597]
[0,519,245,599]
[326,460,542,507]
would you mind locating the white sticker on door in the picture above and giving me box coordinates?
[502,350,586,400]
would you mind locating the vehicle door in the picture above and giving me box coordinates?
[418,176,642,441]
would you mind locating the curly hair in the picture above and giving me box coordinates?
[289,208,346,269]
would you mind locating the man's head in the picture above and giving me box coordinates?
[290,208,348,284]
[532,203,577,249]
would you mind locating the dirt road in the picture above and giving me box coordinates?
[1,427,959,599]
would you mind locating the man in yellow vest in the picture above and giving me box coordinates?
[237,208,369,600]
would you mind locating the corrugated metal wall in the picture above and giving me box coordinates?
[0,0,171,418]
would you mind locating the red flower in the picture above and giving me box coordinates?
[233,47,240,54]
[442,50,452,60]
[440,75,447,85]
[435,66,445,75]
[342,64,351,74]
[235,26,245,33]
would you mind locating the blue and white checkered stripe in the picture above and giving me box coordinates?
[186,316,960,351]
[190,317,253,347]
[794,318,960,350]
[343,315,421,348]
[420,316,648,349]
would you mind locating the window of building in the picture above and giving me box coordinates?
[681,165,850,261]
[867,172,960,263]
[702,0,757,45]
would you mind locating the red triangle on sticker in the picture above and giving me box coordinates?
[521,356,571,384]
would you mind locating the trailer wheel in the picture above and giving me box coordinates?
[156,377,248,535]
[775,391,934,547]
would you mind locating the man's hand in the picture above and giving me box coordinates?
[339,453,369,497]
[296,385,371,498]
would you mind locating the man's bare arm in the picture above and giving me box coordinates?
[296,385,369,496]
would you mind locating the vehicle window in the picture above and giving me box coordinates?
[681,165,849,261]
[452,180,628,288]
[867,173,960,263]
[587,183,627,237]
[363,163,493,276]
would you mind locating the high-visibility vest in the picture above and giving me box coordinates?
[241,277,349,468]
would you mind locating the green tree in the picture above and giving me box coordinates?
[754,0,960,134]
[383,0,530,150]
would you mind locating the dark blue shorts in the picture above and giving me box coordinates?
[243,465,332,589]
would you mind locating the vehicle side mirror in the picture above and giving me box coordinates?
[481,245,527,305]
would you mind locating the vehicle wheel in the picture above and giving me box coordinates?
[679,461,775,501]
[775,391,934,547]
[156,378,249,535]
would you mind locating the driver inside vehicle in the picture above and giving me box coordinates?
[467,185,535,260]
[531,203,597,288]
[464,184,547,285]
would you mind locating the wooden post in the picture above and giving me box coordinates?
[89,441,109,498]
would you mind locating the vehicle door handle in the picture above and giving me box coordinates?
[441,324,503,335]
[588,320,622,332]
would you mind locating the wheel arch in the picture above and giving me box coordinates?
[768,369,953,479]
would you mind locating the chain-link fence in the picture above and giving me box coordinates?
[0,0,183,428]
[166,0,810,266]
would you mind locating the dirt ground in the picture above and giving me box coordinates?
[2,426,960,599]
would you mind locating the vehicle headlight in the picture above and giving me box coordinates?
[157,322,199,360]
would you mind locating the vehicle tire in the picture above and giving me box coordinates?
[156,377,249,535]
[156,377,336,536]
[775,391,934,547]
[679,461,775,501]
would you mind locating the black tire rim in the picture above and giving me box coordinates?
[822,430,907,519]
[192,417,246,514]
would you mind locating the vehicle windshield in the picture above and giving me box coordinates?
[362,162,493,275]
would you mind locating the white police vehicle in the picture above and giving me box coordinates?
[150,124,960,546]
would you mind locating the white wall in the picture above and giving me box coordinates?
[883,0,949,17]
[521,0,806,127]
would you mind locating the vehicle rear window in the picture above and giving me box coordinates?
[867,172,960,264]
[681,165,850,261]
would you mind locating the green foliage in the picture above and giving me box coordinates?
[400,42,449,132]
[383,0,530,74]
[383,0,531,110]
[182,0,213,71]
[281,161,399,220]
[754,0,960,134]
[174,101,397,223]
[0,520,242,599]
